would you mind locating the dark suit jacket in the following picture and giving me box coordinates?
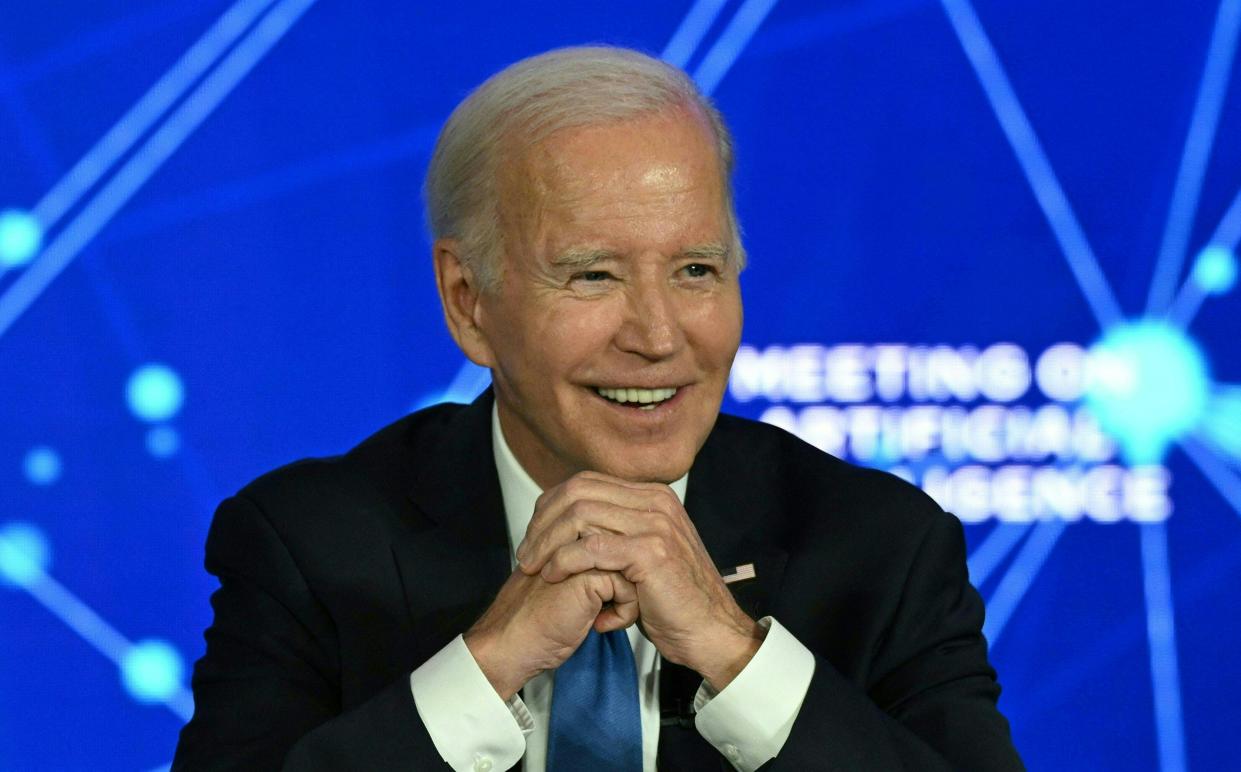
[173,391,1023,770]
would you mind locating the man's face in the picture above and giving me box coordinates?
[470,107,743,488]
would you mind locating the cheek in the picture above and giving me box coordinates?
[552,303,625,362]
[688,297,743,365]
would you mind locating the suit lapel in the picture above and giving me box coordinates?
[391,391,513,665]
[684,415,789,641]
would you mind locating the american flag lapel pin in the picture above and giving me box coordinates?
[721,562,756,585]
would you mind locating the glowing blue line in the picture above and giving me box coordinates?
[1021,527,1241,719]
[693,0,782,96]
[1139,522,1188,772]
[938,0,1123,329]
[30,0,279,230]
[1164,276,1208,329]
[1208,188,1241,251]
[981,519,1066,644]
[165,687,196,723]
[1181,436,1241,517]
[1146,0,1241,314]
[661,0,730,68]
[0,0,319,342]
[19,567,193,721]
[24,570,131,660]
[966,522,1031,588]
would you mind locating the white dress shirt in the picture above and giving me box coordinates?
[409,406,815,772]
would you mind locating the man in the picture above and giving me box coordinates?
[174,46,1023,771]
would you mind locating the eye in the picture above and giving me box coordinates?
[682,263,716,279]
[575,270,613,282]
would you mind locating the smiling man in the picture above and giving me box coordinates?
[174,47,1023,771]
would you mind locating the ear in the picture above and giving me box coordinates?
[433,238,496,368]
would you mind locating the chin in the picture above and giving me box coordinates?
[591,446,695,485]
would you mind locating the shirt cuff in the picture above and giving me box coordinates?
[693,617,816,771]
[409,634,532,772]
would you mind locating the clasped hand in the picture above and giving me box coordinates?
[464,471,763,700]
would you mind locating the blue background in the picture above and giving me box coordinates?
[2,0,1239,769]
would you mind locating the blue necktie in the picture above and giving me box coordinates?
[546,629,643,771]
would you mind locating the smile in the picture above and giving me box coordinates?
[595,386,678,410]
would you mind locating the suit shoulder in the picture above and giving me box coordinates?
[231,401,466,526]
[712,412,945,530]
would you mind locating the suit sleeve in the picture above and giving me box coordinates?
[769,510,1024,771]
[172,494,451,771]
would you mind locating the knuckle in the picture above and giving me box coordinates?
[564,476,592,498]
[585,571,609,596]
[643,535,670,562]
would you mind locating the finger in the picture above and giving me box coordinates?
[595,599,639,632]
[519,500,651,574]
[572,568,637,618]
[594,570,640,631]
[608,570,639,604]
[541,532,666,583]
[519,475,682,560]
[575,469,668,493]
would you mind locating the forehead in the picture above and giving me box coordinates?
[497,107,728,242]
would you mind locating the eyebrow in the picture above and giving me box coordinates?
[549,246,617,269]
[550,243,731,268]
[680,244,731,262]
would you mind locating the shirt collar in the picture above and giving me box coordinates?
[490,403,688,555]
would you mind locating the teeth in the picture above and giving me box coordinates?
[596,386,677,405]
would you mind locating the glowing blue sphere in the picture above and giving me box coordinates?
[145,425,181,458]
[121,639,185,703]
[0,522,52,588]
[23,446,62,486]
[1192,245,1237,294]
[1085,321,1210,464]
[126,364,185,422]
[0,209,42,267]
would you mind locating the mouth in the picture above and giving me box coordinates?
[594,386,679,411]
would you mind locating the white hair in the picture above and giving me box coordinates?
[423,45,746,290]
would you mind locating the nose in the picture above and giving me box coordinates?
[614,276,685,361]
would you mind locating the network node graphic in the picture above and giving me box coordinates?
[22,445,63,486]
[1193,245,1238,294]
[145,425,182,459]
[0,522,52,589]
[1085,321,1211,464]
[0,209,42,268]
[126,364,185,423]
[120,640,186,703]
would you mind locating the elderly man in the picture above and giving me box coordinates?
[174,46,1023,771]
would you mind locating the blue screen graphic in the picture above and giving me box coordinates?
[2,1,1239,769]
